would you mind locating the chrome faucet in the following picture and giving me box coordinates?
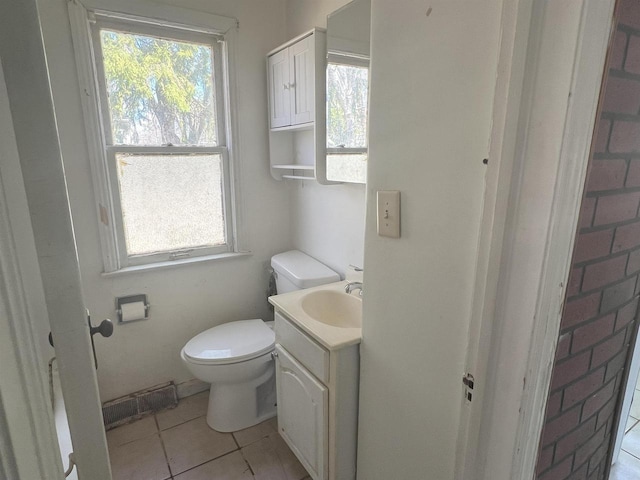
[345,281,363,296]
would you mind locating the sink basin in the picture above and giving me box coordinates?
[300,290,362,328]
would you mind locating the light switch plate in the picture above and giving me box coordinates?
[377,190,400,238]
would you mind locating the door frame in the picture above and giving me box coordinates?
[456,0,616,479]
[0,59,64,480]
[0,0,112,478]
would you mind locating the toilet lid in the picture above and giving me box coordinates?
[183,319,275,365]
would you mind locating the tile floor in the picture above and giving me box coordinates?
[106,392,311,480]
[610,377,640,479]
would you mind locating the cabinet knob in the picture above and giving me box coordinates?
[283,83,289,90]
[289,82,295,89]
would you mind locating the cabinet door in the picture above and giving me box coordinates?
[268,48,291,129]
[275,344,328,480]
[288,34,315,126]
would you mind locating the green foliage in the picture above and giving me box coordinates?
[101,29,217,145]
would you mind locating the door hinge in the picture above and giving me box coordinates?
[463,373,475,404]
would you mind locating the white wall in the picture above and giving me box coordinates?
[285,0,366,277]
[36,0,292,402]
[357,1,502,478]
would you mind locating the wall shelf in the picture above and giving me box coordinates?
[267,28,333,183]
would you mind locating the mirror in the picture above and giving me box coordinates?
[325,0,371,184]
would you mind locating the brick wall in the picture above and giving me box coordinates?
[534,3,640,479]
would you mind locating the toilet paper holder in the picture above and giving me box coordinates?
[116,294,150,323]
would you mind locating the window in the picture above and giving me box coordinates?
[326,55,369,184]
[73,7,240,271]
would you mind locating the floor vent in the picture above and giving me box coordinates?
[102,382,177,430]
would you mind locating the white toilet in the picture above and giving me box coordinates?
[180,250,339,432]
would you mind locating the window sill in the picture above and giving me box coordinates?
[101,251,252,278]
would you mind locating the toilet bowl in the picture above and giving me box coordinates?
[181,319,276,432]
[181,250,339,433]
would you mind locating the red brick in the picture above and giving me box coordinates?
[562,368,605,410]
[619,0,640,29]
[596,395,616,430]
[611,31,627,71]
[626,160,640,187]
[615,296,638,330]
[567,267,583,298]
[587,440,608,475]
[609,121,640,154]
[542,406,581,446]
[574,230,613,263]
[605,350,628,382]
[562,293,601,329]
[547,391,563,419]
[613,221,640,252]
[537,445,555,474]
[551,351,591,391]
[627,249,640,275]
[593,192,640,226]
[585,159,627,192]
[571,314,615,353]
[567,463,588,480]
[601,277,636,312]
[579,197,596,229]
[556,332,572,360]
[591,330,626,367]
[602,76,640,114]
[555,417,597,460]
[573,425,606,472]
[582,255,627,291]
[582,380,616,420]
[593,119,610,154]
[626,35,640,74]
[539,456,572,480]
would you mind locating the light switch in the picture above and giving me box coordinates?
[377,190,400,238]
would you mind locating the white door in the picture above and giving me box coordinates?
[289,34,315,126]
[275,344,328,480]
[0,1,112,478]
[268,48,291,129]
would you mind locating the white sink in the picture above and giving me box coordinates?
[300,290,362,328]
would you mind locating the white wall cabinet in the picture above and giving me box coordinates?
[268,34,314,129]
[267,29,333,183]
[274,311,359,480]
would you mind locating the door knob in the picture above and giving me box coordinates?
[90,319,114,338]
[88,313,112,370]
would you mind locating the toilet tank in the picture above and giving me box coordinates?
[271,250,340,294]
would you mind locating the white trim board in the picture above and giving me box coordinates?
[461,0,615,479]
[0,59,64,480]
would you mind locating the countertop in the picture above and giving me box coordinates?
[268,281,362,350]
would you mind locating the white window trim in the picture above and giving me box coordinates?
[68,0,246,273]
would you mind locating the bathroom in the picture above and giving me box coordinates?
[1,0,623,480]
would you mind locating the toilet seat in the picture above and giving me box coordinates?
[183,319,275,366]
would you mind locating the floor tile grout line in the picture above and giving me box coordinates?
[154,414,175,479]
[169,449,247,478]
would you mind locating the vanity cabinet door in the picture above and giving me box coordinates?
[268,48,291,129]
[275,344,328,480]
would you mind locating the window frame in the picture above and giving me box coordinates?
[68,3,243,273]
[325,53,369,183]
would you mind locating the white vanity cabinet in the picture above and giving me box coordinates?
[274,311,359,480]
[267,29,330,182]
